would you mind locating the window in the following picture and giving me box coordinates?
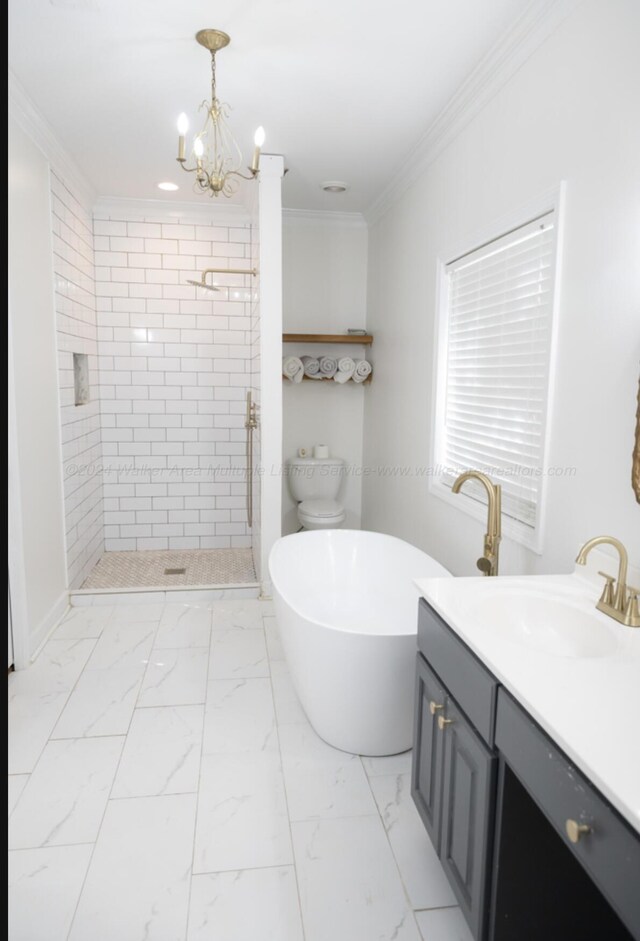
[432,208,560,551]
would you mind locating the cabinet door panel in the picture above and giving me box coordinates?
[440,697,496,941]
[412,654,445,851]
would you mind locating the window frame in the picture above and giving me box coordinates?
[430,184,565,554]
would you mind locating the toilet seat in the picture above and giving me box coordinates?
[297,498,346,528]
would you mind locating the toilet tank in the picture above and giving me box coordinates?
[287,457,345,502]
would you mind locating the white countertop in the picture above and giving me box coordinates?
[415,557,640,834]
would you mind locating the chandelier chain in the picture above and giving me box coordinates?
[210,51,217,104]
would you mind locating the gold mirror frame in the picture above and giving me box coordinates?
[633,375,640,503]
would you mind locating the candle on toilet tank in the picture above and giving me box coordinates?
[314,444,329,459]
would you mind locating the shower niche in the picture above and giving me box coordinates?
[73,352,90,406]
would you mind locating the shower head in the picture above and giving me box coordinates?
[186,278,220,293]
[187,266,257,294]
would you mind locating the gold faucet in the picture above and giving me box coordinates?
[451,471,502,576]
[575,536,640,628]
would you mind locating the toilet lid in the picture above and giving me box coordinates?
[298,499,344,518]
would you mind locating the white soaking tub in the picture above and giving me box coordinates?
[268,529,451,755]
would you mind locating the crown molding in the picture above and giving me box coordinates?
[9,70,97,210]
[283,208,367,228]
[365,0,584,226]
[93,195,252,225]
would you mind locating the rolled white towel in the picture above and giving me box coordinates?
[318,355,337,377]
[282,356,304,383]
[301,355,323,379]
[352,359,372,383]
[334,356,355,384]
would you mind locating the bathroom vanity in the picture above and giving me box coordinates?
[412,575,640,941]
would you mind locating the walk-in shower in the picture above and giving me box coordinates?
[71,235,262,597]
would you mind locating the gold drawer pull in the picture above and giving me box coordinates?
[429,701,444,715]
[438,715,454,731]
[566,819,591,843]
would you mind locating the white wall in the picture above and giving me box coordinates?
[282,212,368,533]
[93,201,255,552]
[8,117,68,659]
[363,0,640,574]
[258,155,285,589]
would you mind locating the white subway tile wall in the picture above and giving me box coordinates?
[94,211,256,552]
[52,171,104,589]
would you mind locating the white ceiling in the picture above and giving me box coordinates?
[9,0,532,212]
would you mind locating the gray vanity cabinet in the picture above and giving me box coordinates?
[439,696,496,938]
[412,626,497,940]
[413,598,640,941]
[412,656,445,847]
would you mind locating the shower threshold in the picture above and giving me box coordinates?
[79,548,257,591]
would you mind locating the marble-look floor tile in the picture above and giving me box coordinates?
[209,628,268,679]
[109,602,165,622]
[415,907,473,941]
[370,773,456,909]
[8,775,29,817]
[194,751,292,873]
[203,679,277,754]
[69,794,196,941]
[54,605,114,639]
[188,867,304,941]
[9,845,93,941]
[51,661,147,738]
[138,647,209,707]
[270,660,308,725]
[362,750,413,778]
[8,639,97,773]
[9,736,124,849]
[8,689,70,775]
[112,705,203,798]
[264,615,285,661]
[154,604,212,649]
[260,599,275,616]
[292,815,421,941]
[86,620,157,670]
[279,722,378,821]
[10,638,97,695]
[210,600,264,630]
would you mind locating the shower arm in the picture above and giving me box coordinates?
[198,267,257,287]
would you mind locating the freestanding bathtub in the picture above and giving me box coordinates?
[268,529,451,756]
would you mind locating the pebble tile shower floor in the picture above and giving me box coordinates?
[8,599,471,941]
[80,548,256,590]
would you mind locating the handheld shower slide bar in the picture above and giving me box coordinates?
[244,390,259,528]
[186,267,257,291]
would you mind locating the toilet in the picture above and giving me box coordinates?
[287,455,346,530]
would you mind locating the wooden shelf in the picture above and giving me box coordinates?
[282,333,373,345]
[284,373,372,385]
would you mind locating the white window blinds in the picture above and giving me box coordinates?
[440,212,556,531]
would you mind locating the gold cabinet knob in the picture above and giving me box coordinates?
[438,715,454,731]
[429,701,444,715]
[565,819,591,843]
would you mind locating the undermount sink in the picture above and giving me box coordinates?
[473,592,618,659]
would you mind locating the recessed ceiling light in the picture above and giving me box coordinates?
[157,181,179,192]
[321,181,349,193]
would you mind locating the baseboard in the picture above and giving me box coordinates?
[28,591,70,662]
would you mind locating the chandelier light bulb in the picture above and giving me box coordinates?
[177,112,189,161]
[251,126,265,174]
[194,137,204,158]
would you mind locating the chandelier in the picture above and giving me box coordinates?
[176,29,264,198]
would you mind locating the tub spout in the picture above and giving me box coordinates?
[451,470,502,577]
